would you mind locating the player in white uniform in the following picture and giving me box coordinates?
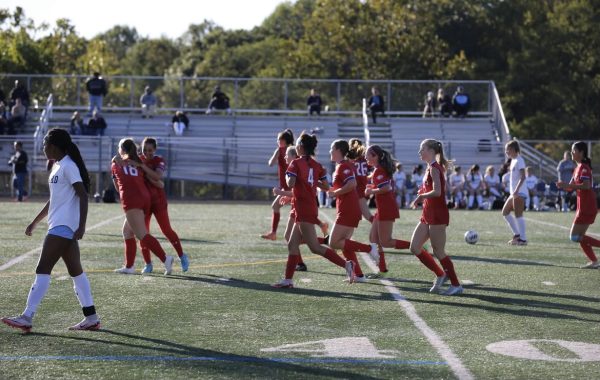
[1,128,100,332]
[466,164,484,210]
[524,166,541,211]
[448,166,465,209]
[502,140,528,245]
[484,165,502,210]
[393,163,407,208]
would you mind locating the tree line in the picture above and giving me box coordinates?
[1,0,599,140]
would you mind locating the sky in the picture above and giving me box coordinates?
[6,0,287,39]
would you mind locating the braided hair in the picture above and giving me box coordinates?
[45,128,90,193]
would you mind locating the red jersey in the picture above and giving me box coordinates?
[111,161,150,212]
[141,154,168,209]
[286,156,327,224]
[277,146,289,190]
[352,157,370,199]
[573,163,597,224]
[371,166,399,221]
[421,162,449,225]
[332,160,361,227]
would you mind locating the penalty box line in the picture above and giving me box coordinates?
[0,214,124,272]
[318,211,475,380]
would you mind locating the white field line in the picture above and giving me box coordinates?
[0,214,123,272]
[318,211,474,380]
[524,217,600,238]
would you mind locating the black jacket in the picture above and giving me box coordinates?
[86,77,108,96]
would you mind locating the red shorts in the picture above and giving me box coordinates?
[420,209,450,226]
[335,208,361,228]
[574,210,597,225]
[295,210,320,225]
[374,204,399,221]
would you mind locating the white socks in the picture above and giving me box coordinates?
[72,273,94,307]
[516,217,527,241]
[24,274,51,318]
[503,214,520,236]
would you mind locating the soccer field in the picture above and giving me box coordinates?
[0,201,599,379]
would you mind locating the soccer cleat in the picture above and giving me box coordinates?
[141,263,153,274]
[355,275,367,283]
[368,243,380,264]
[441,285,464,296]
[320,222,329,236]
[1,315,32,333]
[515,239,528,246]
[271,279,294,288]
[68,316,100,331]
[180,254,190,272]
[114,266,135,274]
[296,263,308,272]
[430,273,449,293]
[345,260,356,283]
[164,255,174,276]
[366,272,382,279]
[580,261,600,269]
[260,232,277,241]
[508,235,520,245]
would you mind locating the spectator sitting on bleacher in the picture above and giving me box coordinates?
[466,164,484,210]
[8,98,26,134]
[140,86,157,119]
[172,110,189,136]
[422,91,436,118]
[87,110,107,136]
[307,88,323,116]
[206,86,232,115]
[70,111,86,135]
[367,87,385,124]
[524,166,541,211]
[452,86,471,118]
[9,80,30,112]
[437,88,452,117]
[448,166,466,209]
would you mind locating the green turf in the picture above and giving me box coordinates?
[0,201,599,379]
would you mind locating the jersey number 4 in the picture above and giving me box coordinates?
[123,166,139,176]
[307,168,314,186]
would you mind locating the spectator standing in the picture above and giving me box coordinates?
[367,87,385,124]
[0,101,7,135]
[452,86,471,118]
[140,86,157,119]
[437,88,452,117]
[8,141,28,202]
[0,87,5,104]
[8,98,26,134]
[9,80,30,111]
[87,110,107,136]
[70,111,85,135]
[86,72,108,115]
[422,91,436,118]
[307,88,323,116]
[172,110,189,136]
[557,150,576,212]
[206,86,232,115]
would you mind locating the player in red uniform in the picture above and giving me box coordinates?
[272,133,355,288]
[410,139,463,295]
[347,138,373,223]
[111,138,174,275]
[134,137,189,274]
[326,140,379,282]
[557,141,600,268]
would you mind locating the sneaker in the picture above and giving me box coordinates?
[68,315,100,331]
[368,243,380,264]
[320,222,329,236]
[260,232,276,241]
[345,260,356,283]
[515,239,528,246]
[180,254,190,272]
[508,235,520,245]
[296,263,308,272]
[114,266,135,274]
[271,279,294,288]
[442,285,464,296]
[141,263,153,274]
[581,261,600,269]
[430,273,449,293]
[1,314,32,332]
[164,255,174,275]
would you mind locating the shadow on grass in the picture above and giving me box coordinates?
[451,255,570,268]
[167,273,392,302]
[29,330,379,379]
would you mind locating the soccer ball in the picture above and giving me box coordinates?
[464,230,479,245]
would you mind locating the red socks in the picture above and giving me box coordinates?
[580,242,598,262]
[141,234,167,262]
[368,215,374,223]
[323,248,347,268]
[343,239,371,253]
[271,212,281,234]
[155,209,184,257]
[342,249,364,276]
[440,256,460,286]
[394,239,410,250]
[124,238,137,268]
[379,250,388,272]
[417,250,444,276]
[581,235,600,248]
[285,255,300,279]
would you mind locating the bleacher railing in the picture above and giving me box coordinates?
[0,73,493,116]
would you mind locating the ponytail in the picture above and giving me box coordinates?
[422,139,452,170]
[573,141,591,165]
[45,128,90,193]
[297,132,318,156]
[278,129,294,146]
[367,145,396,177]
[347,138,366,160]
[119,138,143,164]
[332,139,350,158]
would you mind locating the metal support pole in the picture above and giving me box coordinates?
[387,81,392,114]
[76,77,81,107]
[234,80,239,110]
[284,81,288,110]
[336,81,341,112]
[129,77,134,110]
[179,77,184,109]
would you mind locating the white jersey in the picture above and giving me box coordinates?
[502,173,510,193]
[393,171,406,189]
[525,174,538,191]
[449,173,465,189]
[48,155,83,231]
[466,173,483,189]
[412,172,424,189]
[484,173,500,189]
[509,155,526,195]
